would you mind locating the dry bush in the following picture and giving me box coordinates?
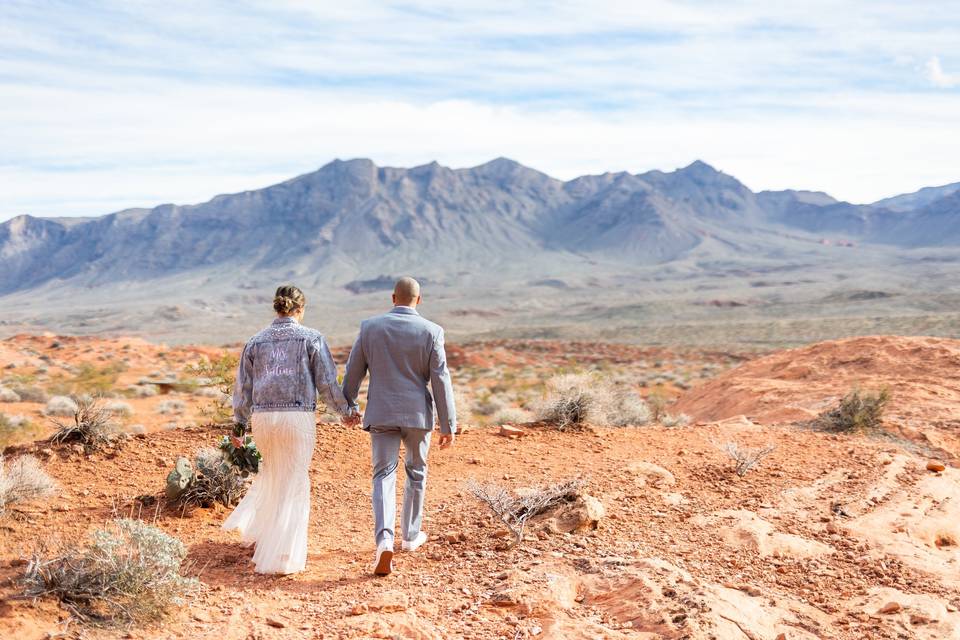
[606,389,652,427]
[156,399,186,416]
[473,394,505,417]
[105,401,134,418]
[536,374,604,429]
[11,385,49,403]
[0,387,21,403]
[125,384,158,398]
[468,477,585,546]
[23,518,198,625]
[816,387,890,433]
[174,448,247,508]
[661,413,691,428]
[49,396,117,452]
[1,413,37,447]
[452,387,474,424]
[536,373,650,429]
[721,441,776,477]
[44,395,78,417]
[646,391,669,422]
[0,455,57,515]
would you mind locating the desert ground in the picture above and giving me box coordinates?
[0,333,958,639]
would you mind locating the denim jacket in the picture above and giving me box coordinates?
[233,317,350,425]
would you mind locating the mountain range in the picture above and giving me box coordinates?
[1,158,958,344]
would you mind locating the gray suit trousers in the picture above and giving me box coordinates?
[369,426,432,547]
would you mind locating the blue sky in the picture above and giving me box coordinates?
[2,0,960,220]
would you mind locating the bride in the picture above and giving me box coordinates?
[223,285,358,574]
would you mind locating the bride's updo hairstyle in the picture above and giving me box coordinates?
[273,285,306,316]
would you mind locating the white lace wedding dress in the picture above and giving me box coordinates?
[222,411,316,574]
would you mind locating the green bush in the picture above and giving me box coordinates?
[186,353,238,425]
[49,363,127,396]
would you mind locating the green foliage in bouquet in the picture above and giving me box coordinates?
[219,423,261,477]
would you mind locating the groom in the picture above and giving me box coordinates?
[342,276,457,576]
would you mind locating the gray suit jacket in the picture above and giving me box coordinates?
[342,306,457,434]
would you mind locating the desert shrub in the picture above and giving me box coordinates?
[0,387,21,403]
[172,449,247,508]
[492,407,533,425]
[44,395,78,417]
[473,394,505,417]
[816,387,890,433]
[185,353,238,425]
[536,374,604,429]
[452,387,474,423]
[59,362,127,396]
[606,390,652,427]
[157,399,186,415]
[12,385,49,403]
[125,384,158,398]
[646,391,669,421]
[661,413,691,428]
[0,455,57,515]
[536,374,651,429]
[104,401,134,418]
[167,446,250,508]
[192,386,220,398]
[49,396,117,452]
[127,424,147,435]
[0,414,39,447]
[468,477,585,546]
[23,518,198,625]
[721,441,776,477]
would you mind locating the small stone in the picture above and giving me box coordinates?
[926,460,946,472]
[878,601,902,614]
[775,634,786,640]
[498,425,524,438]
[530,626,543,636]
[192,610,213,622]
[265,617,286,628]
[349,603,368,616]
[370,591,409,612]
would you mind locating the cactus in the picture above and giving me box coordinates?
[164,457,194,501]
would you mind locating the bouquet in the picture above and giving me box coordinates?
[219,423,262,476]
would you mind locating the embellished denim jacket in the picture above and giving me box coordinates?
[232,317,350,425]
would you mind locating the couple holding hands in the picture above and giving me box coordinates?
[223,277,456,577]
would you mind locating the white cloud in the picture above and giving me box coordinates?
[926,56,959,88]
[2,1,960,219]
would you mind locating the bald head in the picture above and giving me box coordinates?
[393,276,422,307]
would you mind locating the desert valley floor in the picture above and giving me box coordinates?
[0,334,958,639]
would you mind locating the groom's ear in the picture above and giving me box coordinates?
[392,293,397,305]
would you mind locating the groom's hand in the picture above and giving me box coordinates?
[438,433,454,449]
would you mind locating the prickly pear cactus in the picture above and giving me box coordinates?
[165,456,194,501]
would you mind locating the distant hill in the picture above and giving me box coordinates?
[1,158,958,343]
[4,157,958,296]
